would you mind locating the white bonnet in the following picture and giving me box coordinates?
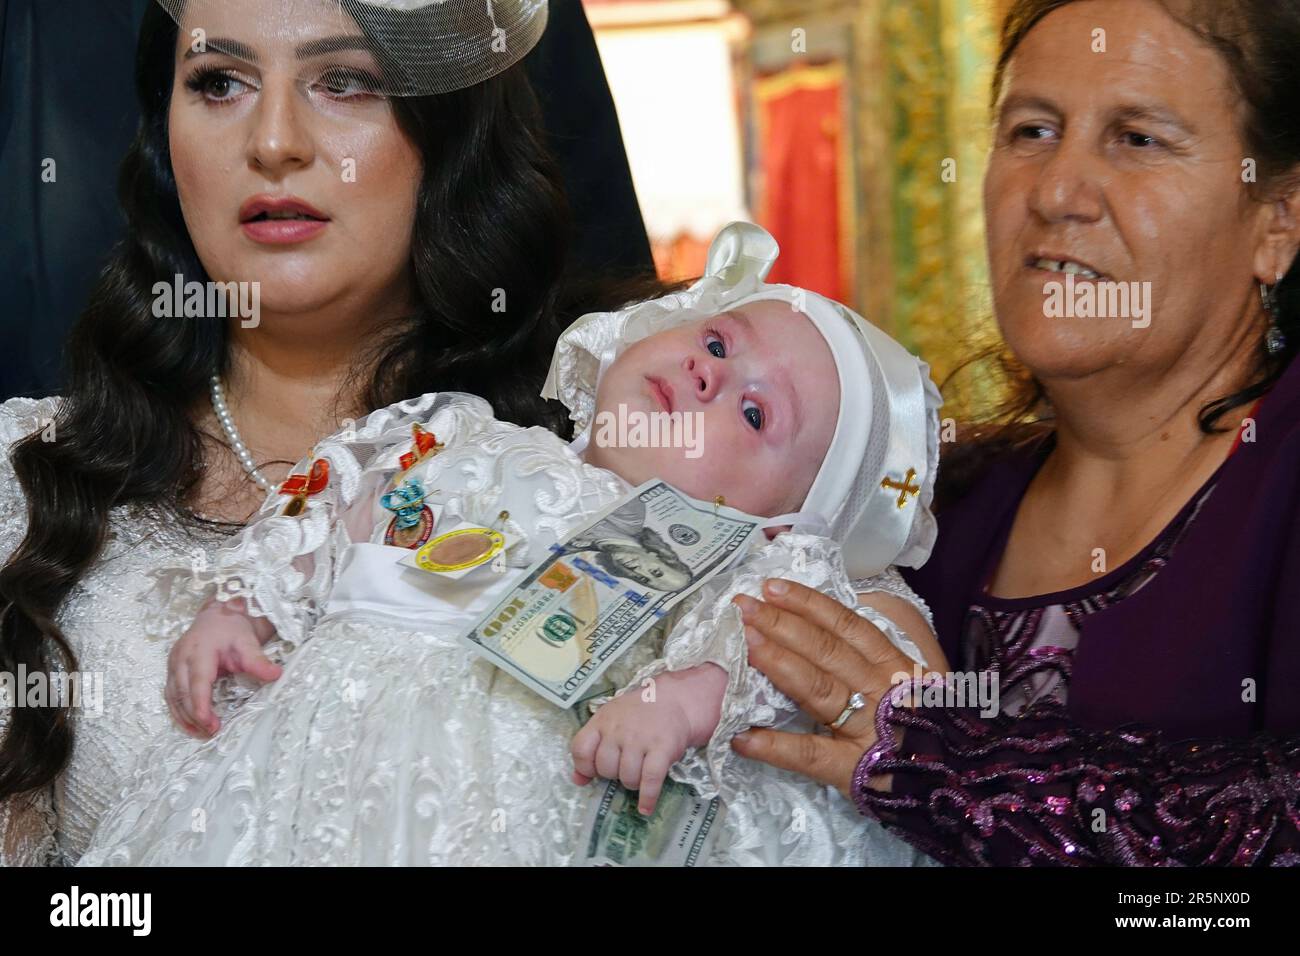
[541,222,943,579]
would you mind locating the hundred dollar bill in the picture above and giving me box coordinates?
[462,479,761,708]
[580,778,724,867]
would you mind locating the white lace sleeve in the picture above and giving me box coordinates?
[850,566,934,671]
[0,789,58,867]
[617,533,931,803]
[143,451,361,653]
[0,397,63,866]
[0,396,62,564]
[141,392,490,652]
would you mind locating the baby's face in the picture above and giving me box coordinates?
[584,299,840,517]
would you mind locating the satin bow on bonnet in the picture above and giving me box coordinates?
[542,221,943,581]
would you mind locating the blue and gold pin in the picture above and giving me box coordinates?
[382,478,435,549]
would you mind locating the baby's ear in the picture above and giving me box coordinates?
[763,525,792,541]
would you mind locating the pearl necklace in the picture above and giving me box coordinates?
[208,375,274,492]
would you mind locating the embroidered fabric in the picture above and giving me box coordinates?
[853,680,1300,866]
[963,477,1215,718]
[849,478,1300,866]
[853,567,935,632]
[0,790,58,867]
[78,393,933,866]
[0,396,235,865]
[140,393,488,657]
[0,400,57,867]
[619,534,931,805]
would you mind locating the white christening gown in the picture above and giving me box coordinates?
[0,397,238,866]
[78,392,932,866]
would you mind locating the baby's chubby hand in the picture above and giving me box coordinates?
[165,596,282,738]
[570,663,728,816]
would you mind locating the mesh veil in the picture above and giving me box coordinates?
[152,0,549,97]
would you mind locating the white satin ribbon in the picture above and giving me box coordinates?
[840,320,932,575]
[704,221,780,285]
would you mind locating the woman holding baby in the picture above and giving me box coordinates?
[0,0,931,868]
[736,0,1300,865]
[0,0,666,865]
[3,0,1297,868]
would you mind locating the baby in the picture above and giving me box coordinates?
[82,222,943,866]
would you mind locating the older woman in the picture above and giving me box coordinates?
[0,0,659,865]
[733,0,1300,865]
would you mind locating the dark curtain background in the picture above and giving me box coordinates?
[0,0,652,401]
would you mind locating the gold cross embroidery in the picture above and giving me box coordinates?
[881,468,920,509]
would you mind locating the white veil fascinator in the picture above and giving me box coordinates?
[542,222,944,580]
[151,0,549,97]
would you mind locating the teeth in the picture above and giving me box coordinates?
[1034,258,1101,279]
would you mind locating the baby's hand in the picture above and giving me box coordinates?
[570,663,727,816]
[165,597,282,738]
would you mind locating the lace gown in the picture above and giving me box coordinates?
[77,392,932,866]
[0,397,236,866]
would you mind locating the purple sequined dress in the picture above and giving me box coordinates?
[853,460,1300,866]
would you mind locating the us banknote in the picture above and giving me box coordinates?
[580,777,724,867]
[462,479,761,707]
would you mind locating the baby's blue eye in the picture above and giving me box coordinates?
[706,337,726,359]
[743,401,763,431]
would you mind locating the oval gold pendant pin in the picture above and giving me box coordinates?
[414,527,506,573]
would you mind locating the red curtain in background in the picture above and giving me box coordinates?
[755,65,848,304]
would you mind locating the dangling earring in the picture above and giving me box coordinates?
[1262,273,1286,355]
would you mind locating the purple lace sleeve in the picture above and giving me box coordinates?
[850,679,1300,866]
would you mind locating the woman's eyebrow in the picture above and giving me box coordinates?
[295,35,375,59]
[185,38,257,62]
[996,93,1062,122]
[1108,103,1198,136]
[183,35,371,63]
[997,93,1198,137]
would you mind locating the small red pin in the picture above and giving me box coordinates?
[399,423,444,472]
[279,458,330,517]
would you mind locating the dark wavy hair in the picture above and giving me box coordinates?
[939,0,1300,509]
[0,4,665,799]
